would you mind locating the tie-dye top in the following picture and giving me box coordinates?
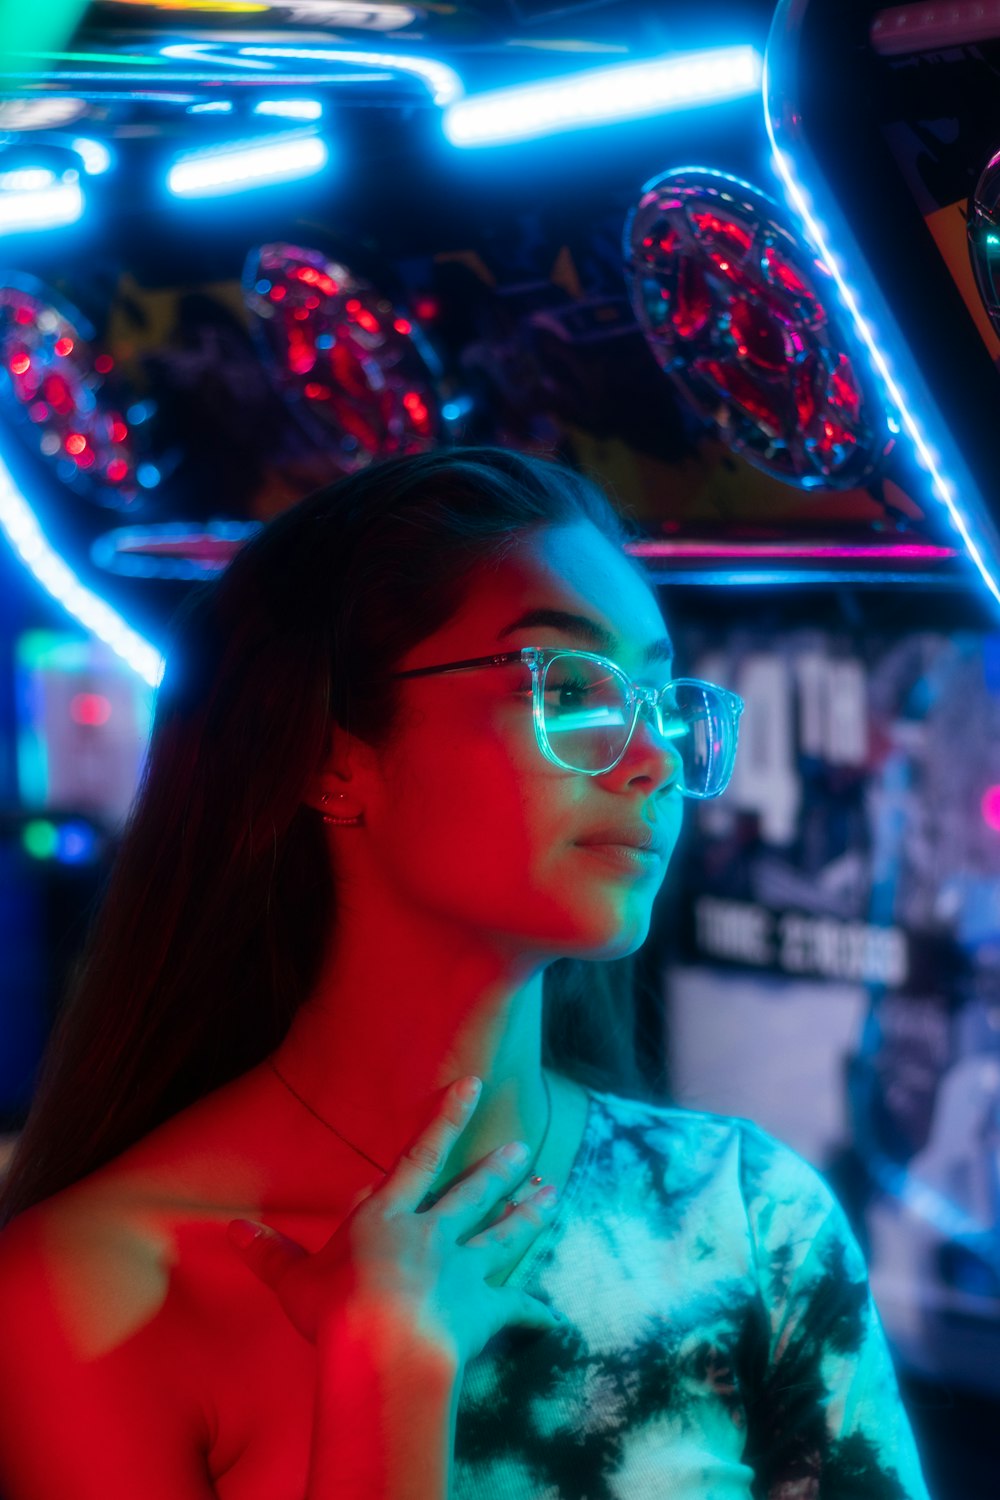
[454,1084,932,1500]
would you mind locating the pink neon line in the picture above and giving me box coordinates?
[625,542,957,560]
[870,3,1000,56]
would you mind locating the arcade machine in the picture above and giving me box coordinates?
[660,2,1000,1486]
[0,0,997,1489]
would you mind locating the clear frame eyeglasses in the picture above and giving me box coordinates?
[391,646,744,799]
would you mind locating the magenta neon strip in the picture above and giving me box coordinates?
[871,3,1000,56]
[626,541,957,560]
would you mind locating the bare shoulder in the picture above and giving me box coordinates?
[0,1189,217,1498]
[0,1172,186,1361]
[0,1057,328,1385]
[0,1064,350,1498]
[0,1070,283,1417]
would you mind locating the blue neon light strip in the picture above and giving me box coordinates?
[70,136,112,174]
[443,45,762,147]
[253,99,323,121]
[209,43,462,106]
[762,43,1000,611]
[640,570,969,588]
[0,177,83,234]
[166,132,328,197]
[90,520,262,581]
[0,449,164,687]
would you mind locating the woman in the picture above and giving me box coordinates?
[0,447,931,1498]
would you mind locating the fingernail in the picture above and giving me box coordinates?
[457,1076,482,1103]
[227,1219,261,1250]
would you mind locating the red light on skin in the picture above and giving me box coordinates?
[10,353,30,376]
[65,433,87,455]
[70,692,112,727]
[54,337,74,357]
[393,318,412,336]
[94,354,114,374]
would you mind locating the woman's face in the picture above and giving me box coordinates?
[356,521,685,964]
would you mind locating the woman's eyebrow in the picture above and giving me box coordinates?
[496,606,673,663]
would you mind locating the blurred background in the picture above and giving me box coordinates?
[1,2,999,1493]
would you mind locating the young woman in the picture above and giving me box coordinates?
[0,447,931,1499]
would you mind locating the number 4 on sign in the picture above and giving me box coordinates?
[796,653,868,768]
[728,653,800,846]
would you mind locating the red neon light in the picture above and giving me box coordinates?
[70,693,112,727]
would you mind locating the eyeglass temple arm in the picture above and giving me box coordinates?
[390,651,525,681]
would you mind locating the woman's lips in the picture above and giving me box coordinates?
[574,842,663,873]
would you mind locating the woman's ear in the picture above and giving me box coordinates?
[302,720,382,818]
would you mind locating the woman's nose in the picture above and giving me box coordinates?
[632,697,685,790]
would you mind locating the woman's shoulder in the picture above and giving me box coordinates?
[0,1173,217,1492]
[0,1097,226,1363]
[0,1064,270,1326]
[0,1056,354,1309]
[584,1083,759,1155]
[0,1067,292,1437]
[586,1086,839,1215]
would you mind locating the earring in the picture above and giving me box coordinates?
[320,791,363,826]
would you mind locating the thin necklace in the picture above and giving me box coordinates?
[267,1057,552,1211]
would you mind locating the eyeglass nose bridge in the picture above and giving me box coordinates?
[621,680,683,766]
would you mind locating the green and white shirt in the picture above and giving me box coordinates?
[454,1087,932,1500]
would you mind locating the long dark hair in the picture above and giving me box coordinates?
[0,446,667,1230]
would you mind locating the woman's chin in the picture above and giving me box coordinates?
[553,907,653,961]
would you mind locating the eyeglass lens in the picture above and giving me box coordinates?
[540,654,736,796]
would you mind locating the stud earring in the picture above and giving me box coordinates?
[319,791,363,826]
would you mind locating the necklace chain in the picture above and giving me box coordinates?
[266,1057,552,1209]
